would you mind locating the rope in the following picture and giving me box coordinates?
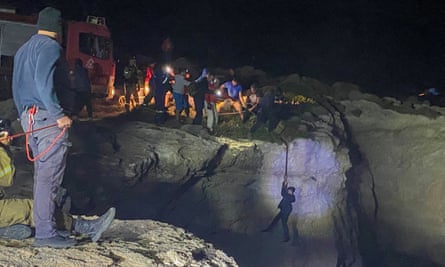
[7,106,67,162]
[7,123,59,141]
[25,126,66,162]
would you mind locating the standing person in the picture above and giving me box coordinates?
[192,68,209,125]
[73,58,93,119]
[54,54,77,116]
[12,7,76,248]
[152,64,170,124]
[218,78,244,120]
[204,73,219,134]
[142,60,156,106]
[262,176,296,242]
[0,124,115,241]
[249,89,279,134]
[123,57,139,112]
[242,83,261,123]
[172,69,191,122]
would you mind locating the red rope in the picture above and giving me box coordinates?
[10,106,68,162]
[7,123,59,140]
[25,125,66,162]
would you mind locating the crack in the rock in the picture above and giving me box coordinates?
[320,97,382,267]
[156,144,229,220]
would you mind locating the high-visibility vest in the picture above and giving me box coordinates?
[0,146,14,187]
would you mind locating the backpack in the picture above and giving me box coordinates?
[0,146,14,187]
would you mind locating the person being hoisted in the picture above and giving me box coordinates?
[262,175,296,242]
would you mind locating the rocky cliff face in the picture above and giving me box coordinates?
[6,71,442,266]
[0,89,360,267]
[341,93,445,266]
[54,108,358,267]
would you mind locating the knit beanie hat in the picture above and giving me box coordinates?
[37,7,62,34]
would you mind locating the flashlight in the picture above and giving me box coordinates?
[215,89,222,97]
[164,65,173,75]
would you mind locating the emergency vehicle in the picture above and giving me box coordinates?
[0,8,115,100]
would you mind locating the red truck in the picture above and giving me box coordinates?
[0,8,115,100]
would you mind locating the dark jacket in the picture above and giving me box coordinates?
[194,78,209,98]
[152,67,169,95]
[73,64,91,93]
[124,65,139,84]
[278,182,295,214]
[54,56,77,114]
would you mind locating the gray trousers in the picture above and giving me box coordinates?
[20,109,69,239]
[205,101,218,130]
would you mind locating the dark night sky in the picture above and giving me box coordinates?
[3,0,445,96]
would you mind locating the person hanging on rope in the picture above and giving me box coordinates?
[262,175,296,242]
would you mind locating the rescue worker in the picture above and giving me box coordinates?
[242,83,261,123]
[262,175,296,242]
[218,78,244,120]
[73,58,93,119]
[12,6,75,248]
[0,121,115,241]
[192,68,209,125]
[54,53,77,116]
[152,64,170,124]
[123,57,139,112]
[250,88,279,134]
[172,69,191,122]
[142,60,156,106]
[205,73,220,134]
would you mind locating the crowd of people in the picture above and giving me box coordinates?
[124,57,282,136]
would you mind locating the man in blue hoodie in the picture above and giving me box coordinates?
[12,7,76,248]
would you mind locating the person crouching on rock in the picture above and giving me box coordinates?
[262,175,296,242]
[0,123,115,247]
